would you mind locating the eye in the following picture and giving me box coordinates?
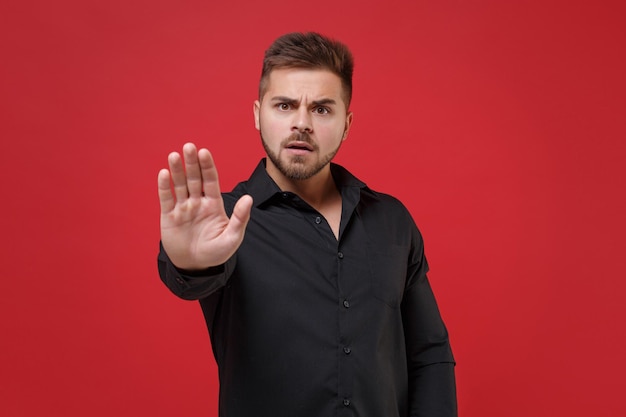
[314,107,330,115]
[277,103,291,111]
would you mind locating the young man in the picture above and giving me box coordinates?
[158,32,457,417]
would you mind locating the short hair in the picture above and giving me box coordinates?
[259,32,354,107]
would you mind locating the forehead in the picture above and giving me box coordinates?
[263,68,344,101]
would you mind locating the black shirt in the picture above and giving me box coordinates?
[158,160,457,417]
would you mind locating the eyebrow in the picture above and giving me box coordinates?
[311,98,337,107]
[270,96,337,107]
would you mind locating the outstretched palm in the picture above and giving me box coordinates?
[158,143,252,270]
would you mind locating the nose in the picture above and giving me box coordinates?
[292,107,312,133]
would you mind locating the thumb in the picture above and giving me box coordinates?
[225,194,253,237]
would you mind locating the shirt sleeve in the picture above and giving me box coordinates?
[157,242,236,300]
[401,227,457,416]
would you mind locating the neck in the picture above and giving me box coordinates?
[266,163,339,209]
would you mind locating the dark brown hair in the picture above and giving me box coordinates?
[259,32,354,106]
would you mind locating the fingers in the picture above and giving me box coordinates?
[183,143,203,198]
[168,151,188,203]
[157,169,175,213]
[161,142,223,206]
[198,148,222,200]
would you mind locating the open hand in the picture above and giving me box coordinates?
[157,143,253,270]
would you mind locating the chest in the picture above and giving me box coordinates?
[318,203,341,240]
[231,204,411,310]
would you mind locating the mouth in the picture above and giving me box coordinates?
[285,141,314,152]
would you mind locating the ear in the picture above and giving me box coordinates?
[253,100,261,130]
[342,111,353,141]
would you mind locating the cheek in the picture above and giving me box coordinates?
[259,116,288,145]
[261,121,281,138]
[317,120,347,141]
[261,111,288,133]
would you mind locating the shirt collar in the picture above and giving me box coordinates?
[244,159,370,208]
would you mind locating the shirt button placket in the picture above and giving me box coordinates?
[337,249,352,412]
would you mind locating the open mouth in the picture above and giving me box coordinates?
[286,141,314,152]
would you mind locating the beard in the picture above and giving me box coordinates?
[261,131,342,181]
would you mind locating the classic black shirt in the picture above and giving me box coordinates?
[158,160,457,417]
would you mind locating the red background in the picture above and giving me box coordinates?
[1,0,625,416]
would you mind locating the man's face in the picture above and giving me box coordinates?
[254,68,353,182]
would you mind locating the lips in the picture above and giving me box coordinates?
[285,141,314,151]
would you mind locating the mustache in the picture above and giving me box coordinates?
[281,132,318,150]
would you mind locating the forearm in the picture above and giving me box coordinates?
[402,270,457,416]
[408,362,457,417]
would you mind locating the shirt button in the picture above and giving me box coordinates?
[282,193,289,199]
[337,252,344,259]
[343,398,351,406]
[315,216,321,224]
[343,300,350,308]
[343,347,351,355]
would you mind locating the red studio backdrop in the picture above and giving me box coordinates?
[1,1,625,416]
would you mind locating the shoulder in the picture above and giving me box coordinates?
[359,188,413,220]
[357,187,425,246]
